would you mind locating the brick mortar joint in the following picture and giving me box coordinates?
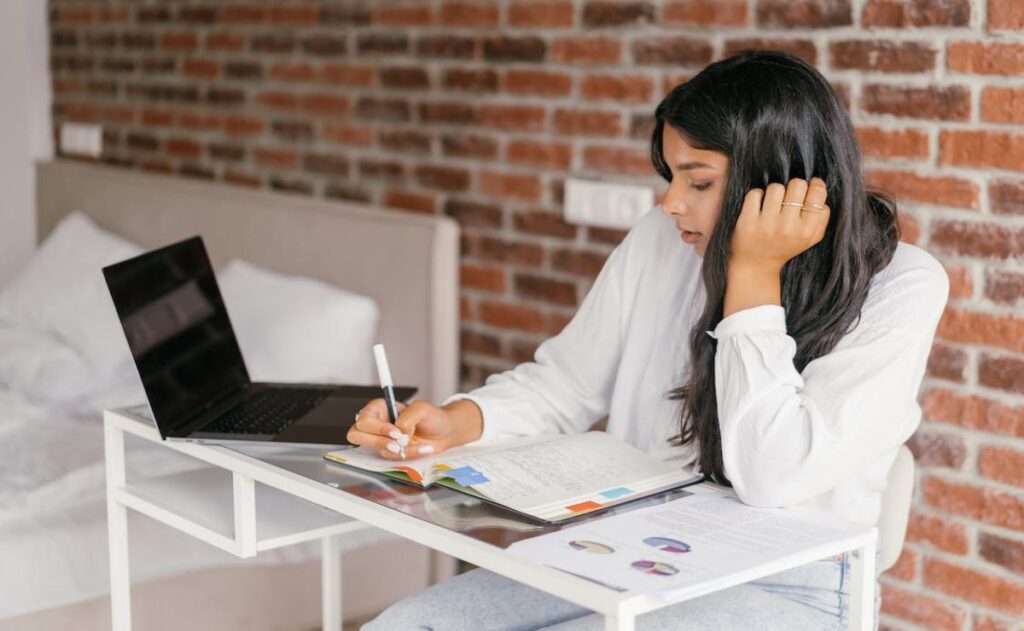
[882,555,1024,610]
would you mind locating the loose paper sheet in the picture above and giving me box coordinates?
[507,492,871,598]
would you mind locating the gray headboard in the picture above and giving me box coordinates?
[35,160,459,403]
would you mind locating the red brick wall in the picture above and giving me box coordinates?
[48,1,1023,627]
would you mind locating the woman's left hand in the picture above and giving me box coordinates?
[730,177,831,272]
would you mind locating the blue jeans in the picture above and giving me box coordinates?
[363,550,882,630]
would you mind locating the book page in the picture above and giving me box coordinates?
[324,448,430,484]
[431,431,697,518]
[508,492,872,598]
[322,434,553,484]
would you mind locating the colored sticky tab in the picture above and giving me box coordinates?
[448,465,489,486]
[599,486,634,499]
[393,466,422,483]
[456,470,489,486]
[448,465,475,478]
[566,500,602,513]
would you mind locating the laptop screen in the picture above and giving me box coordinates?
[103,236,249,436]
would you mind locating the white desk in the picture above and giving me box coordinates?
[104,408,878,631]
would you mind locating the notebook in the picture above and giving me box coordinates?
[323,431,705,523]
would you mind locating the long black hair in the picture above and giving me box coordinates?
[652,50,900,486]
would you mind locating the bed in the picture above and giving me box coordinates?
[0,159,459,630]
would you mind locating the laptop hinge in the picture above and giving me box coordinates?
[169,385,251,437]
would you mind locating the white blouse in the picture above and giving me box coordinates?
[446,207,949,526]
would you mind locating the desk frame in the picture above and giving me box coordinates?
[105,410,877,631]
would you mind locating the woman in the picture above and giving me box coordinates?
[351,50,949,630]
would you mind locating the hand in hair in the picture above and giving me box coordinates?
[730,177,831,272]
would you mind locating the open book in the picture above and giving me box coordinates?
[323,431,704,523]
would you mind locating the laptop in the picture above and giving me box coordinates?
[102,235,416,447]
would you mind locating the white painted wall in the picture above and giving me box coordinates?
[0,0,52,285]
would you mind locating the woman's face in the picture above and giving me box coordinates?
[659,125,730,258]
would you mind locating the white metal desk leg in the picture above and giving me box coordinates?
[232,472,257,556]
[105,422,132,631]
[322,535,342,631]
[604,611,635,631]
[848,539,877,631]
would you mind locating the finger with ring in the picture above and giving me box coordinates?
[779,178,809,226]
[802,177,828,213]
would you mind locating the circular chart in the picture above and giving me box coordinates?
[631,560,678,576]
[568,540,614,555]
[642,536,692,554]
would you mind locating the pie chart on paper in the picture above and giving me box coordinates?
[568,540,615,555]
[631,560,678,576]
[642,536,692,554]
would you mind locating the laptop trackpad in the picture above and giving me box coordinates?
[273,397,363,445]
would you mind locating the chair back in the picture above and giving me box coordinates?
[877,444,915,571]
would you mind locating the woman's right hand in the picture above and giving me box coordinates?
[347,399,469,460]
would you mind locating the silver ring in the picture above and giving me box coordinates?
[802,202,825,210]
[781,201,803,207]
[800,207,824,213]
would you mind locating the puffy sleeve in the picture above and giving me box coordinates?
[711,261,950,508]
[444,232,634,443]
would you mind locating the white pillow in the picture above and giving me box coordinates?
[217,259,379,385]
[0,211,142,376]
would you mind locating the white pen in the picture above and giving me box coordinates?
[372,343,406,460]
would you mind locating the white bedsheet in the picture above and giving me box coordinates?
[0,389,389,619]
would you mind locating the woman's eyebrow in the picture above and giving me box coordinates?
[675,161,715,171]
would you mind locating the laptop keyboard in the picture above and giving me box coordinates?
[201,388,330,436]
